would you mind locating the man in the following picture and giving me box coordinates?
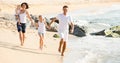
[50,5,74,56]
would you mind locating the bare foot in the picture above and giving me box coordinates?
[39,46,43,50]
[21,43,23,46]
[61,53,64,56]
[58,47,61,52]
[44,44,47,48]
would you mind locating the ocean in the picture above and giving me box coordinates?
[63,4,120,63]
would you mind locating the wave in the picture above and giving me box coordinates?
[74,20,111,33]
[64,36,120,63]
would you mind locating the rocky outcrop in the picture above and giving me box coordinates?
[90,30,105,36]
[72,25,86,37]
[105,26,120,38]
[90,25,120,38]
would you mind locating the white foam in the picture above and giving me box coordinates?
[64,36,120,63]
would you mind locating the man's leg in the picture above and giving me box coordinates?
[61,41,66,56]
[61,31,68,56]
[58,38,64,52]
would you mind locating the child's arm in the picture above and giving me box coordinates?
[44,19,50,29]
[18,17,21,25]
[15,9,19,20]
[36,22,39,28]
[15,13,21,25]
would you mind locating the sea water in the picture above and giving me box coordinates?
[63,4,120,63]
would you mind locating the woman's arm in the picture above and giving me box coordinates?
[26,10,34,26]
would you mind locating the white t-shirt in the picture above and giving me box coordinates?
[38,21,46,33]
[56,13,72,33]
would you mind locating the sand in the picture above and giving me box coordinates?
[0,22,64,63]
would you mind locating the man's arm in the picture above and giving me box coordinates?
[70,22,74,33]
[49,17,57,26]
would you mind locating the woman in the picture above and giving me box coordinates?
[17,2,34,46]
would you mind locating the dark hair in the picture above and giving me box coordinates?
[39,15,42,18]
[21,2,29,9]
[63,5,68,9]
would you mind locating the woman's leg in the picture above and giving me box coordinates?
[21,23,26,46]
[22,33,25,45]
[19,31,23,46]
[17,23,24,46]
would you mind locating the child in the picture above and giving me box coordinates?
[15,5,21,25]
[37,15,49,50]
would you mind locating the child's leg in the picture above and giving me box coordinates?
[39,33,44,50]
[42,34,44,48]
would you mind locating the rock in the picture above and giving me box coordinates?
[53,34,60,38]
[106,34,112,37]
[90,25,120,38]
[72,25,86,37]
[90,30,105,36]
[104,25,120,38]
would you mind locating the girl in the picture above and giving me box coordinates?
[17,2,34,46]
[37,15,49,50]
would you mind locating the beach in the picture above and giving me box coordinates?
[0,0,120,63]
[0,22,63,63]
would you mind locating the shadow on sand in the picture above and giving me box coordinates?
[0,41,60,56]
